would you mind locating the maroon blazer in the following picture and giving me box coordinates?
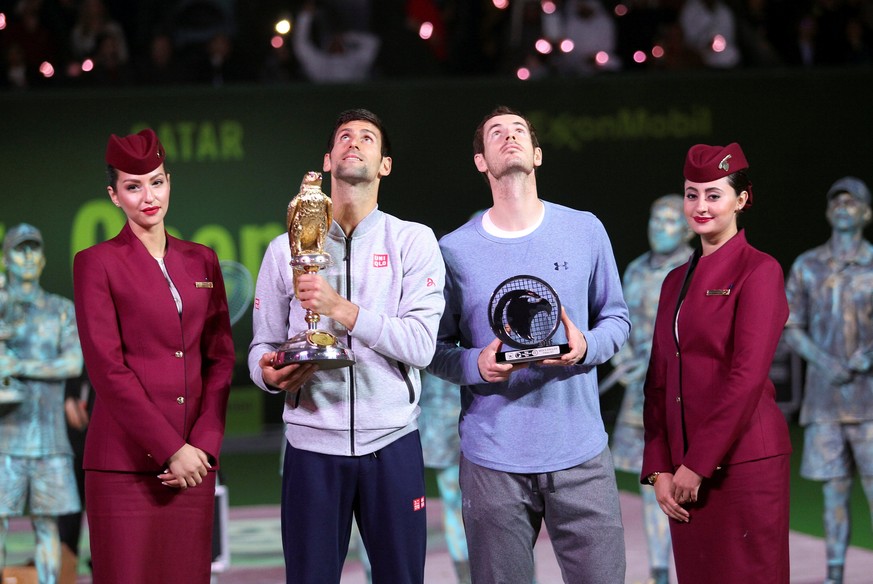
[641,230,791,481]
[73,223,235,472]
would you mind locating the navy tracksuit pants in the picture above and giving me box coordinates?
[280,430,427,584]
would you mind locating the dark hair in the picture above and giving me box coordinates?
[106,163,170,191]
[107,165,118,190]
[327,108,391,157]
[473,105,540,156]
[727,168,752,210]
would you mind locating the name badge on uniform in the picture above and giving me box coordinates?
[706,286,731,296]
[195,281,213,288]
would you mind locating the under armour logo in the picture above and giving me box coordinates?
[554,262,568,271]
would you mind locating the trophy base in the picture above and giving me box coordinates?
[496,343,571,364]
[275,330,355,370]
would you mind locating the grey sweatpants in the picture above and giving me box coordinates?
[459,447,626,584]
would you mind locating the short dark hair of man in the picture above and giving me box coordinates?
[327,108,392,158]
[472,105,540,157]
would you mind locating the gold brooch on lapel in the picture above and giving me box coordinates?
[195,281,213,288]
[706,284,732,296]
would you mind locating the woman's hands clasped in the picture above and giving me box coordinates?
[654,465,702,523]
[159,443,212,489]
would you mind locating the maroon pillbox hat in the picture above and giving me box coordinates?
[105,128,166,175]
[684,142,752,207]
[683,142,748,183]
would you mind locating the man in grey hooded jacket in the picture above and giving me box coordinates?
[248,109,445,584]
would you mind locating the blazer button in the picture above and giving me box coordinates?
[177,396,185,405]
[175,351,183,358]
[676,396,681,403]
[675,352,679,358]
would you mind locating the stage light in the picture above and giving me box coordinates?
[516,67,531,81]
[82,59,94,72]
[275,19,292,35]
[39,62,55,78]
[559,39,574,53]
[651,45,664,59]
[596,51,611,66]
[541,1,557,14]
[633,50,646,64]
[271,35,284,49]
[419,21,434,40]
[493,0,509,9]
[712,34,726,53]
[0,12,6,30]
[614,4,628,17]
[535,39,552,55]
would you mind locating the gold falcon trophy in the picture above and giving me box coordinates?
[275,172,355,369]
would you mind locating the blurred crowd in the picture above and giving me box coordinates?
[1,0,872,91]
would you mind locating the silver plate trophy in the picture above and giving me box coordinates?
[275,171,355,370]
[488,275,570,364]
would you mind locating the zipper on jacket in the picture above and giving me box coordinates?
[397,362,415,404]
[345,237,356,455]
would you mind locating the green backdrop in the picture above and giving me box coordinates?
[2,66,872,402]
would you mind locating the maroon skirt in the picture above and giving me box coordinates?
[86,470,216,584]
[670,454,790,584]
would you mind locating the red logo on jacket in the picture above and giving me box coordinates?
[373,254,388,268]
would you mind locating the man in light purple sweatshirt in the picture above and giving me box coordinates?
[428,106,630,584]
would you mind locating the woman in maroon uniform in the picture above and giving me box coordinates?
[641,142,791,583]
[73,128,235,583]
